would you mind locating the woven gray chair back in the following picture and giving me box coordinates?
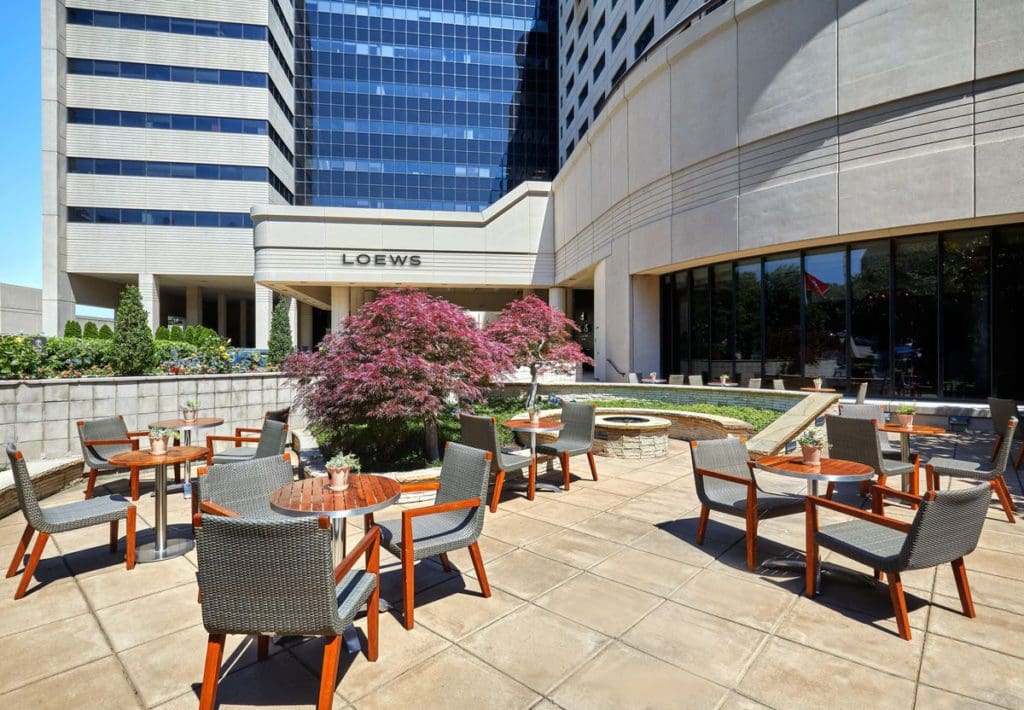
[747,377,761,389]
[991,419,1017,477]
[855,382,868,404]
[434,443,492,540]
[900,484,991,570]
[690,437,752,507]
[688,375,703,386]
[560,402,596,447]
[200,456,294,518]
[988,398,1020,442]
[459,414,501,474]
[838,403,891,452]
[772,379,785,390]
[825,415,883,472]
[77,416,130,467]
[627,373,639,384]
[254,419,289,459]
[196,516,339,636]
[265,407,291,424]
[5,445,46,530]
[668,375,685,385]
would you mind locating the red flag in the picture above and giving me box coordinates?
[805,272,830,297]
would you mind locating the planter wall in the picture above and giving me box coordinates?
[0,373,301,460]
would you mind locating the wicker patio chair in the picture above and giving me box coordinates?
[925,419,1017,524]
[191,454,295,520]
[194,515,379,710]
[627,373,640,383]
[76,415,151,500]
[825,414,917,501]
[688,374,703,386]
[668,374,685,385]
[5,445,136,599]
[854,382,868,404]
[987,398,1023,469]
[690,437,803,570]
[838,403,907,462]
[772,379,785,390]
[205,417,288,465]
[536,402,598,491]
[374,443,492,630]
[460,413,533,512]
[747,377,762,389]
[805,483,990,640]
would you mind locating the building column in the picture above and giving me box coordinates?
[239,299,248,347]
[631,275,661,378]
[593,261,606,381]
[349,287,365,313]
[331,286,350,331]
[138,274,160,332]
[216,294,227,336]
[255,284,273,349]
[186,286,202,326]
[548,287,567,313]
[299,302,313,349]
[288,297,299,347]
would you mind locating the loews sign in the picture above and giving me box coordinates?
[341,253,422,267]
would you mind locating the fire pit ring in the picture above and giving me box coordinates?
[593,414,672,459]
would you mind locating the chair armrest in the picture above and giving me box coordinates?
[199,501,240,518]
[400,481,441,493]
[196,466,208,477]
[84,438,141,451]
[127,431,149,439]
[870,485,923,507]
[234,427,263,437]
[402,497,481,520]
[206,435,260,446]
[331,524,381,583]
[806,495,910,532]
[694,467,754,487]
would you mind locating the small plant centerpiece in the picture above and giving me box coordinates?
[148,426,179,456]
[527,404,541,425]
[720,373,729,385]
[325,452,360,492]
[798,430,826,466]
[181,399,200,422]
[812,377,823,390]
[896,403,917,428]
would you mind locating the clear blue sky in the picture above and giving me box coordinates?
[0,5,41,289]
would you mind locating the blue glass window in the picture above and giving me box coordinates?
[635,19,655,59]
[612,16,627,50]
[67,207,254,229]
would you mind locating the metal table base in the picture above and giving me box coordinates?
[136,462,193,563]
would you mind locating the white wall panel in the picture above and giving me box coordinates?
[67,125,272,166]
[67,175,271,212]
[68,0,269,25]
[67,76,270,119]
[67,225,254,275]
[66,26,269,72]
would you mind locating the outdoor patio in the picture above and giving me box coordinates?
[1,433,1022,709]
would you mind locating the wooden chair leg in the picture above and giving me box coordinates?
[6,524,34,578]
[257,634,269,661]
[992,478,1016,523]
[997,475,1017,512]
[15,532,49,600]
[950,558,976,618]
[84,468,98,499]
[109,519,118,552]
[560,452,571,491]
[744,508,759,571]
[126,506,136,570]
[402,554,416,630]
[130,467,140,501]
[695,505,709,545]
[885,572,911,640]
[439,552,452,572]
[925,463,936,492]
[366,577,380,662]
[490,470,505,513]
[191,492,200,520]
[587,451,598,481]
[527,458,536,501]
[174,462,181,484]
[468,542,491,598]
[804,531,817,597]
[910,455,920,508]
[318,636,342,710]
[199,633,226,710]
[825,482,836,499]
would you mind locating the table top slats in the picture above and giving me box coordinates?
[108,446,209,467]
[270,474,401,519]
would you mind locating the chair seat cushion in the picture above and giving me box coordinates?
[210,446,259,464]
[376,513,477,561]
[497,451,532,472]
[335,569,376,630]
[40,494,130,534]
[536,440,591,457]
[816,519,906,572]
[704,481,804,518]
[927,457,994,480]
[880,460,915,477]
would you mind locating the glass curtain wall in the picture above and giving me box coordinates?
[660,224,1024,400]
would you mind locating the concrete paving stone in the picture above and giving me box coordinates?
[556,488,628,511]
[927,594,1024,660]
[0,613,112,695]
[534,572,661,636]
[718,692,772,709]
[461,605,608,694]
[586,476,654,497]
[413,576,525,641]
[932,566,1024,615]
[525,528,623,570]
[959,545,1024,582]
[485,548,581,600]
[189,650,322,710]
[568,511,652,545]
[622,600,767,687]
[483,513,562,545]
[518,499,600,526]
[95,583,203,652]
[613,468,678,487]
[591,546,700,597]
[914,684,1002,709]
[550,641,727,710]
[0,576,90,638]
[739,636,917,710]
[355,645,539,710]
[671,567,796,631]
[0,655,141,710]
[631,515,743,567]
[919,634,1024,708]
[77,556,198,610]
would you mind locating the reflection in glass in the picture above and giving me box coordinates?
[690,268,710,379]
[734,260,762,383]
[803,248,846,387]
[993,227,1024,398]
[894,236,938,398]
[850,241,891,395]
[763,253,800,378]
[710,263,733,380]
[674,273,690,376]
[942,232,990,399]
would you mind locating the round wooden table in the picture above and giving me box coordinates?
[149,417,224,485]
[707,381,739,387]
[107,446,209,563]
[878,422,946,462]
[270,475,401,566]
[641,378,668,384]
[799,386,838,393]
[502,418,564,495]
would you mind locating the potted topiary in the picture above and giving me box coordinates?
[896,403,916,428]
[325,451,360,491]
[148,427,178,456]
[798,430,826,466]
[181,399,200,422]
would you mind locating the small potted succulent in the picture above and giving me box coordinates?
[148,426,178,456]
[326,451,360,492]
[181,399,200,422]
[812,377,823,390]
[719,373,729,385]
[649,371,658,381]
[896,403,916,428]
[798,430,826,466]
[527,404,541,425]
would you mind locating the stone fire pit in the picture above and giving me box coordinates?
[593,414,671,459]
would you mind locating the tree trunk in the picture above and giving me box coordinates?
[526,365,540,408]
[424,416,440,462]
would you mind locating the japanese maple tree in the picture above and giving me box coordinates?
[485,294,592,407]
[284,288,508,461]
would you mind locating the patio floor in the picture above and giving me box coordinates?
[1,432,1023,709]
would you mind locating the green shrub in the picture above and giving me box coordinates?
[98,324,113,340]
[43,337,113,376]
[583,398,781,432]
[0,335,44,379]
[153,339,199,365]
[169,325,184,341]
[111,285,154,376]
[83,322,99,339]
[155,326,170,340]
[267,296,294,365]
[63,320,82,338]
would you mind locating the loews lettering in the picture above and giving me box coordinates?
[341,253,422,267]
